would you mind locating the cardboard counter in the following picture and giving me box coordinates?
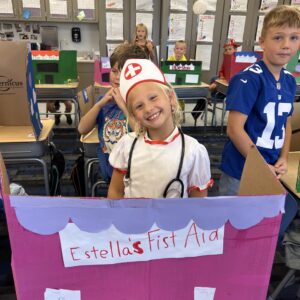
[0,147,286,300]
[0,119,54,159]
[281,152,300,199]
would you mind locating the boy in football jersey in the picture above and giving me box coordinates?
[219,5,300,196]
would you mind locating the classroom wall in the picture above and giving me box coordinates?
[0,22,100,55]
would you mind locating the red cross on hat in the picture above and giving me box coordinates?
[124,63,142,80]
[120,59,167,102]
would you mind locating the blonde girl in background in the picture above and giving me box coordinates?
[108,59,213,199]
[133,23,157,64]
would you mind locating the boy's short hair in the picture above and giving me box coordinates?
[261,5,300,38]
[110,43,148,69]
[175,40,186,47]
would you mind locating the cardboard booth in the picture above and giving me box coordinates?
[160,61,202,85]
[0,41,42,139]
[31,50,77,85]
[94,57,111,86]
[291,102,300,152]
[223,51,262,82]
[0,147,286,300]
[287,50,300,84]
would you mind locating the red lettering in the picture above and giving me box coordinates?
[147,229,160,252]
[133,241,144,254]
[122,246,133,256]
[99,249,108,259]
[90,246,98,259]
[170,231,176,247]
[85,251,90,259]
[162,236,169,249]
[209,229,219,241]
[109,241,114,258]
[116,241,121,257]
[70,247,81,261]
[184,223,200,248]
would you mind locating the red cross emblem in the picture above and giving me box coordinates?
[124,63,142,80]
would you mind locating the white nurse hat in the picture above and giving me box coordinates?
[120,59,167,102]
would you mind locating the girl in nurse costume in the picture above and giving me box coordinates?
[108,59,213,199]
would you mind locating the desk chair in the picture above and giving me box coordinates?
[210,91,226,132]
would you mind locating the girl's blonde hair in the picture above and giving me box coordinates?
[133,23,148,43]
[261,5,300,38]
[128,82,183,136]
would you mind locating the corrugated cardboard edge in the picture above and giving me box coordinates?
[0,153,10,195]
[239,146,285,195]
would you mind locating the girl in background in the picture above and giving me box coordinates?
[133,23,157,64]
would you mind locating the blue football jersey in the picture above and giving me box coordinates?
[221,60,296,180]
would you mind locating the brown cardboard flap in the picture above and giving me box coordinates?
[0,119,54,143]
[290,102,300,151]
[239,146,285,195]
[77,85,95,117]
[0,153,10,195]
[0,41,31,126]
[281,152,300,197]
[80,127,99,143]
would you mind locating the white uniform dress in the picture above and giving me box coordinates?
[109,127,213,198]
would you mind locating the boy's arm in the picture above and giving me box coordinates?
[274,116,292,178]
[226,110,255,157]
[113,88,136,131]
[78,89,113,134]
[107,169,125,199]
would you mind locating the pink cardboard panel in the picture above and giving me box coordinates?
[3,193,281,300]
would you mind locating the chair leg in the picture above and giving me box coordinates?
[267,269,296,300]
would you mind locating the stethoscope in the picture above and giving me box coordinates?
[124,128,185,198]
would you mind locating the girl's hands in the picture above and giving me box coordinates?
[274,157,288,179]
[146,40,154,52]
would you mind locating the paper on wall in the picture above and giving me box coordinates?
[136,13,153,39]
[136,0,153,11]
[170,0,187,11]
[197,15,215,42]
[196,44,212,70]
[0,0,13,14]
[106,0,123,9]
[228,15,246,43]
[230,0,248,12]
[168,13,186,41]
[106,12,123,40]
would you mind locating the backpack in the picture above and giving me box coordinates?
[49,143,65,196]
[191,99,206,121]
[70,153,86,196]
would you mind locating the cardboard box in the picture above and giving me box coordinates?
[94,57,111,86]
[1,147,286,300]
[31,50,77,84]
[77,85,95,117]
[291,102,300,151]
[223,51,262,82]
[0,41,42,138]
[286,50,300,84]
[160,61,202,85]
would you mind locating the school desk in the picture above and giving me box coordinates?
[35,82,80,127]
[0,119,55,195]
[80,127,100,196]
[174,82,210,131]
[281,152,300,200]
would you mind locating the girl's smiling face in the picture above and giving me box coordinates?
[128,82,176,140]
